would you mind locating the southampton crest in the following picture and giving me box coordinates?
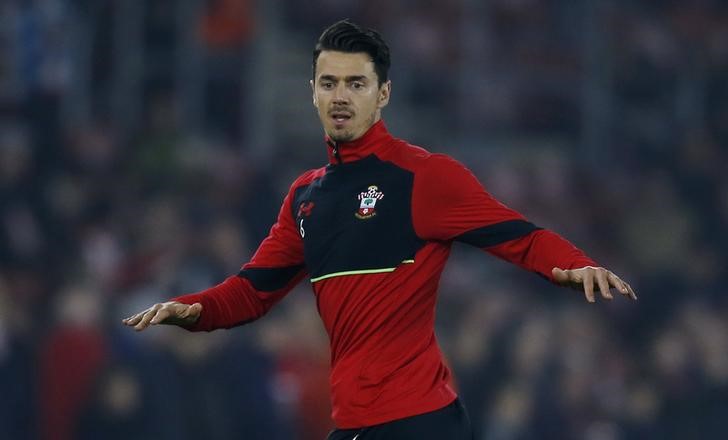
[355,185,384,219]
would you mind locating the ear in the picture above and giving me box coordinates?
[310,79,318,107]
[377,81,391,109]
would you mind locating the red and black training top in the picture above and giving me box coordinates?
[173,120,596,428]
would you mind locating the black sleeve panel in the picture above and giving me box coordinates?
[455,220,542,248]
[238,265,306,292]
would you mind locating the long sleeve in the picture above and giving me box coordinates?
[172,171,313,331]
[412,154,596,282]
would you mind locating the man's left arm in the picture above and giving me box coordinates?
[412,154,636,303]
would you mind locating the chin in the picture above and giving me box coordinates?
[331,135,355,143]
[328,130,356,143]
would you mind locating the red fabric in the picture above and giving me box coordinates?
[173,120,597,428]
[39,326,108,440]
[276,351,333,440]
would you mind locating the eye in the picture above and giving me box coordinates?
[351,82,365,90]
[320,81,334,90]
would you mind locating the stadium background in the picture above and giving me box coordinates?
[1,0,727,439]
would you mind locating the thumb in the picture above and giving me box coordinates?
[552,267,568,283]
[179,302,203,319]
[187,302,203,318]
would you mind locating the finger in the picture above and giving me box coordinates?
[582,269,595,303]
[625,282,638,300]
[133,310,153,331]
[607,272,630,297]
[176,304,192,319]
[135,306,160,331]
[596,270,613,300]
[123,311,145,326]
[150,307,172,325]
[179,302,202,320]
[608,272,638,300]
[554,268,585,291]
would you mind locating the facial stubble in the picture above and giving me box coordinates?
[327,111,377,143]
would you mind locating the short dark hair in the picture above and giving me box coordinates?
[312,20,391,86]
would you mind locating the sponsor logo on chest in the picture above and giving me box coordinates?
[355,185,384,220]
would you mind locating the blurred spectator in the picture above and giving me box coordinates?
[200,0,255,50]
[76,365,149,440]
[0,277,36,439]
[38,284,109,440]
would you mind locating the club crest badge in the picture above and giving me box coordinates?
[355,185,384,219]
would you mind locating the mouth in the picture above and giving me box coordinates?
[330,111,353,127]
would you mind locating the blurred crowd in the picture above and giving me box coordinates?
[1,1,727,439]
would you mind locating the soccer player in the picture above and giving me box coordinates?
[123,20,637,440]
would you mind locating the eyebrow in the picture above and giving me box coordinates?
[318,75,369,83]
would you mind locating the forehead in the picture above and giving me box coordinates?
[315,51,376,80]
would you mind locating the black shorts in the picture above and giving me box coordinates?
[326,398,473,440]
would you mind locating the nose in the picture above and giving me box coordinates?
[332,83,349,104]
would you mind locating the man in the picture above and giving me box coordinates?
[123,20,637,440]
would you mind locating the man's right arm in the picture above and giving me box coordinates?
[123,170,315,332]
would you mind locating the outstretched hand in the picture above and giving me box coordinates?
[552,267,637,303]
[122,301,202,331]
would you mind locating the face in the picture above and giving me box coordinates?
[311,51,391,143]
